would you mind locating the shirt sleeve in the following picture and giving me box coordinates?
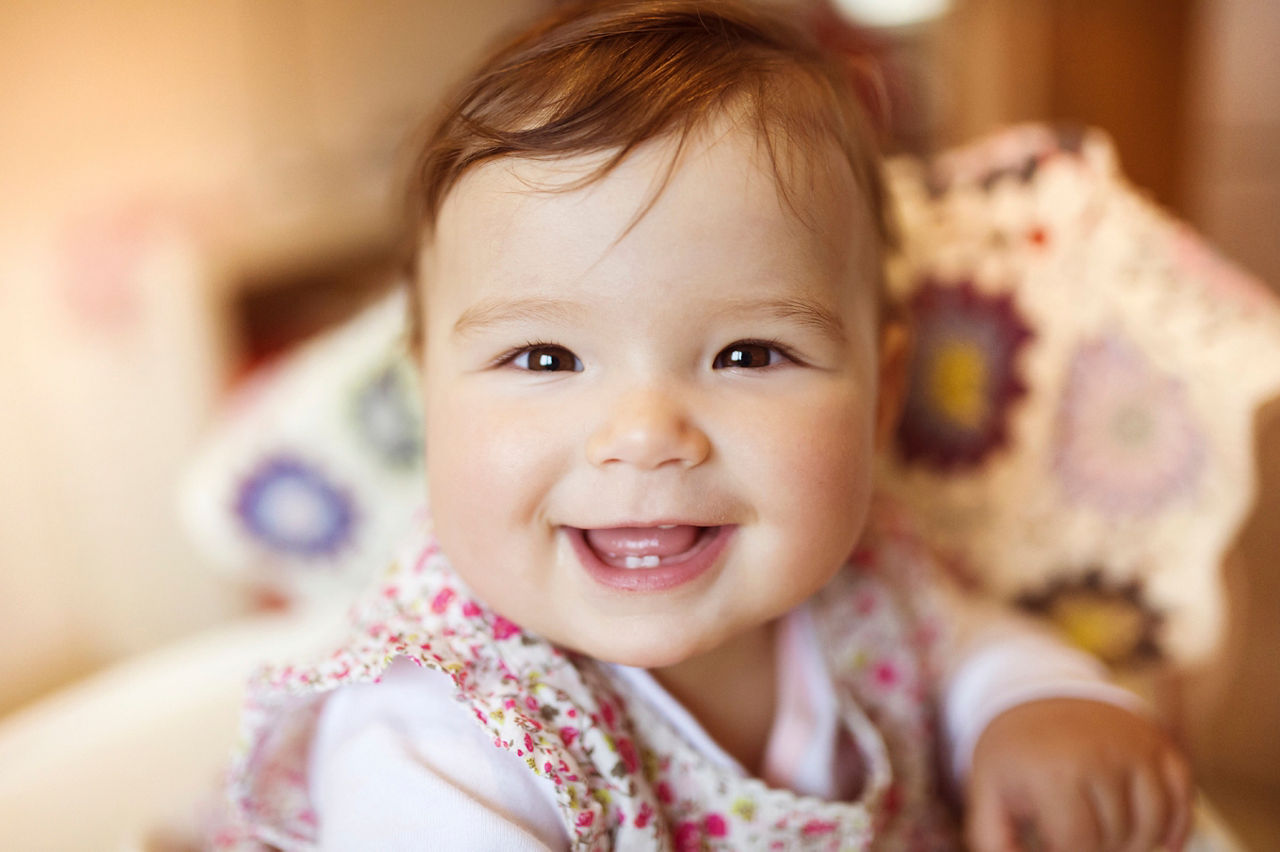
[308,658,569,851]
[940,628,1148,782]
[897,546,1147,784]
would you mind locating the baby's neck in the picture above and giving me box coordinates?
[649,621,779,775]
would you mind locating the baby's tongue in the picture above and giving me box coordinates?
[585,525,701,562]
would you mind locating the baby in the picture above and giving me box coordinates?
[225,2,1192,849]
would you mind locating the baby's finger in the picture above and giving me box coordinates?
[1037,781,1101,852]
[1085,773,1132,851]
[965,784,1018,852]
[1160,750,1194,851]
[1124,766,1170,852]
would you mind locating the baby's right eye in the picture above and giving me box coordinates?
[511,344,583,372]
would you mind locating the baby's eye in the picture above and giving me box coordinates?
[512,344,583,372]
[713,341,789,370]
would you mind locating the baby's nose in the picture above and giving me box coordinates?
[585,386,710,470]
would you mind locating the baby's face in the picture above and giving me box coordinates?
[418,123,891,668]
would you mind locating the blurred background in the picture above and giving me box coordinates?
[1,0,1277,846]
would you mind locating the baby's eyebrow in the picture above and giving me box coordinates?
[451,294,847,343]
[715,297,848,344]
[451,297,586,338]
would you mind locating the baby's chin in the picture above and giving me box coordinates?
[581,641,697,671]
[551,616,747,671]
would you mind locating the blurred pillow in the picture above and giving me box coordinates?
[179,290,424,605]
[878,124,1280,667]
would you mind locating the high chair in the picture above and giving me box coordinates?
[2,124,1274,850]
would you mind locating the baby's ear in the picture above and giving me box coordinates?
[873,316,912,452]
[403,275,426,357]
[406,319,425,363]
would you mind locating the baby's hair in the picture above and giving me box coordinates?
[402,0,892,337]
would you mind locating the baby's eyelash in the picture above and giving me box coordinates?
[490,340,584,373]
[488,340,559,368]
[749,337,796,358]
[716,338,802,368]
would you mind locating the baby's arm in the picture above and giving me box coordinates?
[308,659,568,851]
[931,585,1192,850]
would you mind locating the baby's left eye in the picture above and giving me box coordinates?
[512,344,582,372]
[713,341,789,369]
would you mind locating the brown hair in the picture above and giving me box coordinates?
[403,0,891,331]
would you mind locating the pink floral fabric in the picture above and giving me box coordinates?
[220,503,960,851]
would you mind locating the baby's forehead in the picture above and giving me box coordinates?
[416,135,882,350]
[427,122,874,275]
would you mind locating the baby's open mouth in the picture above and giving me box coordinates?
[581,524,717,569]
[564,523,734,592]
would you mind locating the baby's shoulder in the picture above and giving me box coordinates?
[313,656,476,744]
[308,657,569,847]
[227,608,582,848]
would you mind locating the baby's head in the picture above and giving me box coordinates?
[406,0,907,668]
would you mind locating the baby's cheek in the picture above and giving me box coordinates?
[424,444,544,615]
[784,395,874,489]
[427,395,571,529]
[759,394,875,548]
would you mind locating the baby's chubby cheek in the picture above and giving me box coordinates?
[421,391,577,569]
[749,394,877,550]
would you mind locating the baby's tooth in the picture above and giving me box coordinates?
[642,555,659,567]
[622,554,662,569]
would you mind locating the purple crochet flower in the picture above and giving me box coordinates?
[350,364,422,469]
[896,279,1034,471]
[235,455,356,558]
[1053,333,1205,515]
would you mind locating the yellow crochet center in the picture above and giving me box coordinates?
[928,340,989,429]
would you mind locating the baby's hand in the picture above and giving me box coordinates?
[965,698,1193,852]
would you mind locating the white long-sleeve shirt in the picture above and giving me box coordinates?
[307,602,1140,851]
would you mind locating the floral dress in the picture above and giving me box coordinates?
[220,503,962,851]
